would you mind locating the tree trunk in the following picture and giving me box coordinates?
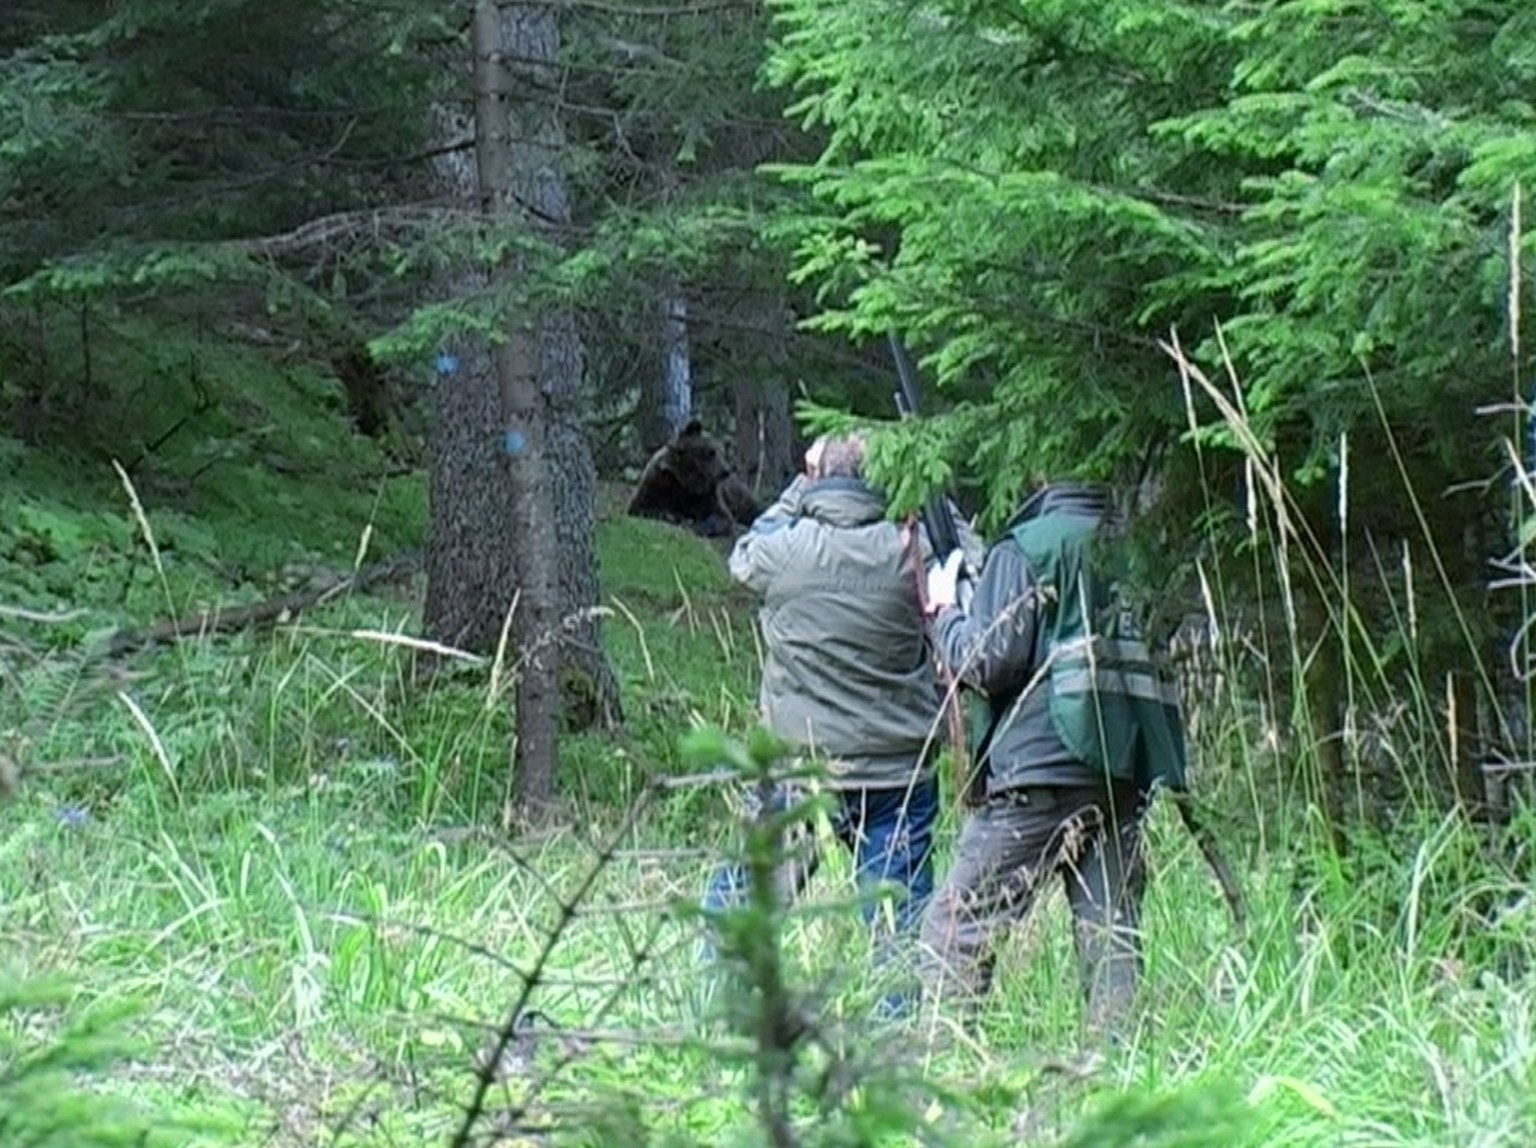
[661,285,693,434]
[545,309,624,731]
[505,2,623,735]
[472,0,561,815]
[733,294,795,496]
[636,281,695,454]
[422,338,516,655]
[424,1,623,814]
[422,51,517,658]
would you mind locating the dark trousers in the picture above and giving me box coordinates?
[918,779,1145,1038]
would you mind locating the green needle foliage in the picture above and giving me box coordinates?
[764,0,1534,561]
[5,3,1536,1143]
[765,0,1536,792]
[0,973,220,1147]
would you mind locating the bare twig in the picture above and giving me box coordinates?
[229,205,474,257]
[449,784,660,1148]
[97,551,420,657]
[0,604,89,624]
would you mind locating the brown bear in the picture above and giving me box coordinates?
[627,420,762,537]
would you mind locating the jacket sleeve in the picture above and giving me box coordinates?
[753,474,810,528]
[931,543,1039,698]
[727,475,809,592]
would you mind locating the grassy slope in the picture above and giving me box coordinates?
[2,322,1535,1146]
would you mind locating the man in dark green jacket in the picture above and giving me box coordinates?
[919,480,1187,1039]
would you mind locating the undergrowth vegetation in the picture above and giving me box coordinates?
[3,325,1536,1146]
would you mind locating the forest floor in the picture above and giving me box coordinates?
[3,320,1535,1145]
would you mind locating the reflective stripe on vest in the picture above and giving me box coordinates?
[1050,635,1181,707]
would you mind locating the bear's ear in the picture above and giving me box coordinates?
[677,418,704,439]
[648,444,681,478]
[634,440,679,483]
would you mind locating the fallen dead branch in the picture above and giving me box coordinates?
[0,604,90,624]
[97,551,420,657]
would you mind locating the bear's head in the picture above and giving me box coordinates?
[627,419,746,536]
[663,419,732,496]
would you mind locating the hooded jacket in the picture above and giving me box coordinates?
[728,476,943,788]
[932,483,1187,796]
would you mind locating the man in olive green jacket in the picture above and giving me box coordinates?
[703,436,948,983]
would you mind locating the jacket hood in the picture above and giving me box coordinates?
[1008,482,1111,528]
[800,478,888,528]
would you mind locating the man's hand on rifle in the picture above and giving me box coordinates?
[924,550,973,614]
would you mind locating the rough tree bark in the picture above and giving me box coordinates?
[507,3,623,733]
[474,0,560,814]
[733,293,795,496]
[636,278,695,453]
[422,72,516,661]
[660,284,694,434]
[637,285,694,454]
[634,310,675,455]
[637,156,694,453]
[424,1,621,816]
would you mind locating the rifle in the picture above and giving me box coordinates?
[1169,790,1247,933]
[888,334,977,802]
[889,334,962,561]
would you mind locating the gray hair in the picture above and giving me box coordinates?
[815,435,867,479]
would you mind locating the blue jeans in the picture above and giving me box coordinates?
[701,775,939,950]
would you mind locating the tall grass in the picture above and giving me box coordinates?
[5,314,1536,1141]
[6,490,1534,1145]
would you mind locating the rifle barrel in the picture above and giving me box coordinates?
[889,335,961,558]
